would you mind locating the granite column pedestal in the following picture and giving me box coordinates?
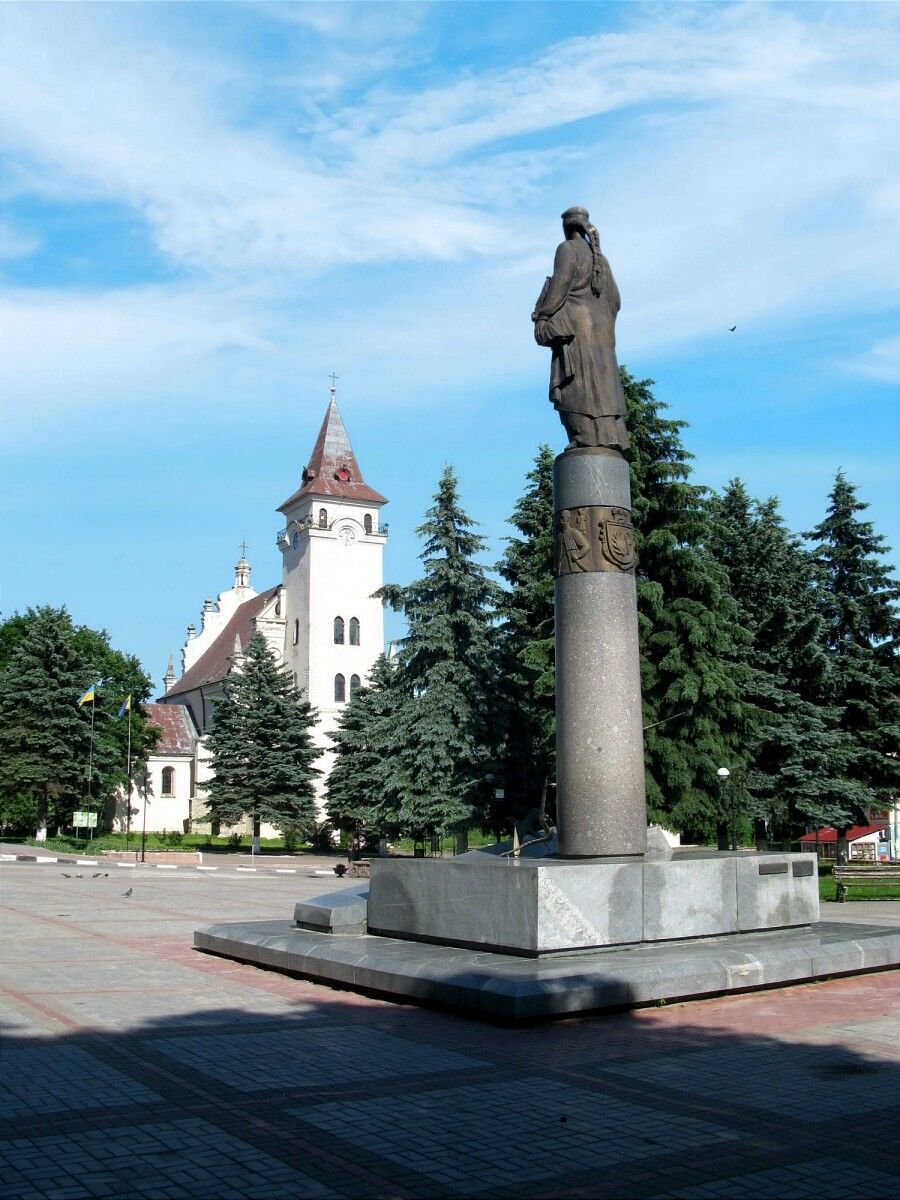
[554,448,647,857]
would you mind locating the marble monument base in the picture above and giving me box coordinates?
[193,919,900,1022]
[193,847,899,1020]
[363,848,819,957]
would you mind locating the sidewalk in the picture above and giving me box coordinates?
[1,862,897,1199]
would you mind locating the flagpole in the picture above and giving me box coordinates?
[87,693,95,843]
[140,773,148,864]
[125,700,133,852]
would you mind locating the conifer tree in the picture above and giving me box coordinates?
[326,654,408,839]
[0,607,94,837]
[0,608,157,833]
[805,473,900,830]
[378,466,500,839]
[708,481,862,836]
[204,631,319,838]
[623,370,750,841]
[495,444,556,827]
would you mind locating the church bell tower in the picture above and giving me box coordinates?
[277,384,388,796]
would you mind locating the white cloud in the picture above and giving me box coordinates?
[0,286,272,405]
[0,217,41,261]
[850,336,900,384]
[0,1,898,419]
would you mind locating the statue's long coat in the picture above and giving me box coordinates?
[533,236,625,423]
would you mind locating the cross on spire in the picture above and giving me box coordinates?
[239,538,248,559]
[329,371,339,398]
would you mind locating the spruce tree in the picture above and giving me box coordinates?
[0,607,94,837]
[495,444,556,828]
[0,609,157,833]
[204,632,319,838]
[378,466,500,840]
[805,473,900,832]
[326,654,408,839]
[623,370,750,841]
[708,481,862,837]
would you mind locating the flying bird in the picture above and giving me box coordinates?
[728,325,737,332]
[122,887,133,898]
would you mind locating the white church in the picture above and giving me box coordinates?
[129,389,388,837]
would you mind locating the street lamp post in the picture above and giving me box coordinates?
[716,767,736,851]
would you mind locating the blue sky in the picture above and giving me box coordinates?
[2,1,898,688]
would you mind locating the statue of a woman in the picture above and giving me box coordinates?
[533,207,629,452]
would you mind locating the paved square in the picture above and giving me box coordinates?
[1,861,897,1198]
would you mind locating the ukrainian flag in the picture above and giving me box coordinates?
[78,683,98,707]
[118,694,132,718]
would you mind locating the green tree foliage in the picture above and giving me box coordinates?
[623,370,751,841]
[0,607,156,836]
[204,631,319,837]
[805,472,900,817]
[0,607,91,836]
[495,444,556,829]
[378,466,500,838]
[326,653,408,839]
[708,481,863,836]
[69,624,158,809]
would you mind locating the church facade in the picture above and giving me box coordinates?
[126,392,388,837]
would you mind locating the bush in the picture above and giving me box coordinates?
[280,823,311,852]
[0,793,39,835]
[310,820,335,852]
[228,832,242,849]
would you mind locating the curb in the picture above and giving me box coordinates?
[0,853,338,879]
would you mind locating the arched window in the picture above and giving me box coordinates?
[334,616,345,644]
[292,618,299,646]
[318,508,328,528]
[349,617,360,646]
[161,766,175,797]
[334,673,346,702]
[364,513,373,534]
[350,674,361,697]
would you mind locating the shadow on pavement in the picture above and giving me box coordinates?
[2,979,898,1199]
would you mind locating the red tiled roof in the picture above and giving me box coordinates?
[161,586,280,699]
[278,396,387,512]
[800,823,887,844]
[144,703,196,755]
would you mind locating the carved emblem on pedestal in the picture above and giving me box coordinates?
[555,505,636,576]
[600,507,636,571]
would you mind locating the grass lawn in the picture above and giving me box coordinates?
[816,861,900,902]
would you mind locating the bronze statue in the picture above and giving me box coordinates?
[533,207,629,452]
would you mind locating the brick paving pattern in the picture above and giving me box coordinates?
[1,862,897,1198]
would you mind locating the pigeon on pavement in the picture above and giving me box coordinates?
[122,887,133,897]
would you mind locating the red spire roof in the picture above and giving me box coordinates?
[278,395,387,512]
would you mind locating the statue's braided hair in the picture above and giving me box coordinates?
[586,223,603,297]
[561,207,616,302]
